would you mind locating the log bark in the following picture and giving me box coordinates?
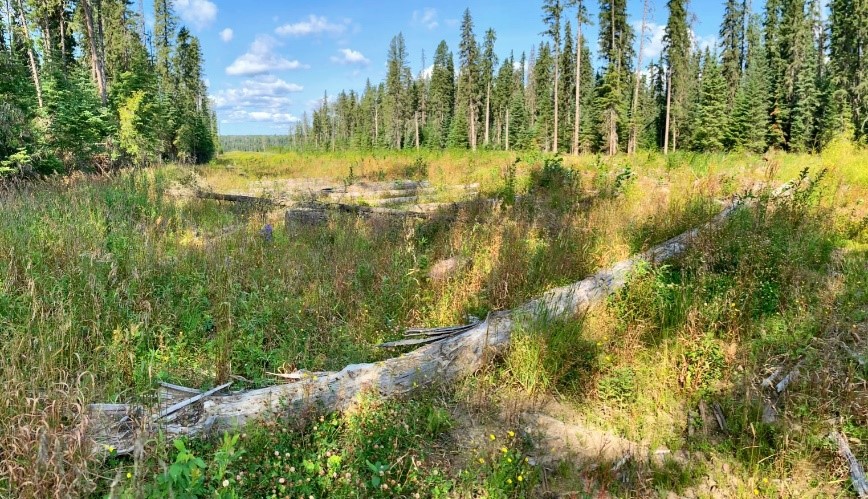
[196,190,278,205]
[90,199,744,453]
[832,431,868,498]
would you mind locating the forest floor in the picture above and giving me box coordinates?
[0,144,866,498]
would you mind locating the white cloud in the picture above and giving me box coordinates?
[419,64,433,79]
[224,110,299,124]
[631,21,666,61]
[211,75,303,110]
[330,48,370,66]
[213,75,303,125]
[174,0,217,30]
[225,36,309,76]
[692,31,718,53]
[275,15,347,37]
[412,8,438,30]
[219,28,233,42]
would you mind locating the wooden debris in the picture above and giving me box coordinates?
[832,431,868,498]
[88,191,764,452]
[775,360,803,394]
[267,370,328,381]
[196,190,277,205]
[711,402,727,432]
[155,382,232,421]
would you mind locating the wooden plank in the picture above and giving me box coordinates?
[154,382,232,421]
[832,431,868,498]
[159,382,202,394]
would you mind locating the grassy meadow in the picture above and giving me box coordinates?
[0,144,866,497]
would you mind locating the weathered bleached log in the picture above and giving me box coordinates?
[88,198,748,453]
[832,431,868,498]
[196,190,277,205]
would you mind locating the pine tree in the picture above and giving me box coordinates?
[597,0,633,154]
[385,33,411,149]
[481,29,497,147]
[428,41,455,149]
[542,0,564,152]
[690,48,728,151]
[567,0,591,154]
[560,21,576,151]
[663,0,690,153]
[790,14,821,151]
[719,0,746,103]
[726,15,770,152]
[829,0,868,140]
[458,9,481,150]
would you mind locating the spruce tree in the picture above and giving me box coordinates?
[481,29,497,147]
[663,0,690,152]
[597,0,633,154]
[458,9,481,150]
[726,15,770,152]
[719,0,746,104]
[542,0,564,152]
[429,41,455,149]
[690,48,728,151]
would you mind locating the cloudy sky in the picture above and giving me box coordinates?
[161,0,726,135]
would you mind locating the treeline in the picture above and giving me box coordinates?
[292,0,865,155]
[0,0,216,176]
[220,135,289,153]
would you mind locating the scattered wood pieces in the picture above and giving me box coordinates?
[196,190,277,205]
[155,382,232,421]
[832,431,868,498]
[88,189,769,453]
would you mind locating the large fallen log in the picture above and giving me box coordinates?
[195,190,280,205]
[90,196,747,452]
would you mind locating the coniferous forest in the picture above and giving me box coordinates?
[282,0,867,156]
[0,0,216,176]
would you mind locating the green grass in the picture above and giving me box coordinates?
[1,147,866,497]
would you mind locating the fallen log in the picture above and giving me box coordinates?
[832,431,868,498]
[89,196,747,453]
[196,190,278,205]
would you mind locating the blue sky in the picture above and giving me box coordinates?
[163,0,728,135]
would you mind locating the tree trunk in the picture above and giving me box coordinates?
[81,0,107,105]
[573,23,582,155]
[628,0,650,155]
[505,106,510,151]
[553,49,559,153]
[484,82,491,146]
[664,68,672,154]
[469,101,477,151]
[14,0,43,108]
[414,111,420,149]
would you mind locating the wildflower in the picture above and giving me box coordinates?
[508,430,515,437]
[753,489,759,496]
[275,451,280,457]
[279,478,286,484]
[126,472,132,479]
[517,475,524,482]
[501,447,508,453]
[223,479,230,487]
[260,224,273,242]
[507,478,513,484]
[489,434,496,441]
[478,458,485,464]
[289,467,296,473]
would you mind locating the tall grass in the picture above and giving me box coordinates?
[2,146,866,495]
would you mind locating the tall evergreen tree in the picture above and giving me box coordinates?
[690,48,728,150]
[726,15,771,152]
[428,40,455,148]
[481,28,497,147]
[719,0,746,103]
[663,0,690,153]
[542,0,564,152]
[458,9,481,150]
[597,0,633,154]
